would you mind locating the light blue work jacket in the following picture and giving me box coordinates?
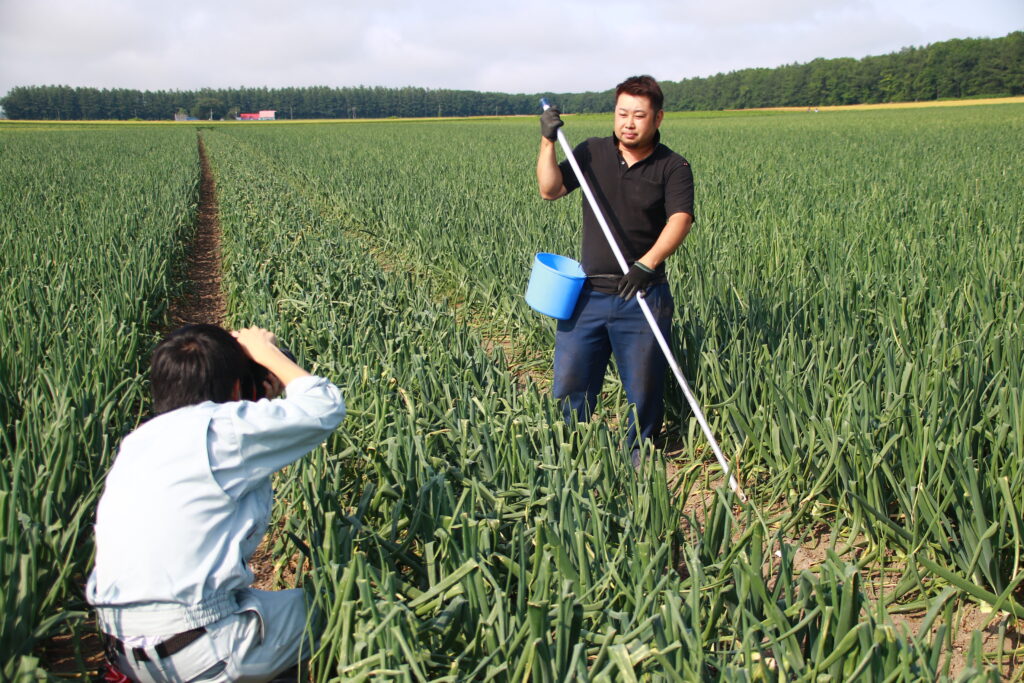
[86,375,345,637]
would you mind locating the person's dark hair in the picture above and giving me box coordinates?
[615,75,664,112]
[150,324,255,414]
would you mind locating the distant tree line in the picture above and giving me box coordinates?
[2,32,1020,120]
[659,32,1024,111]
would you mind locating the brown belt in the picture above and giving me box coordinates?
[107,626,207,662]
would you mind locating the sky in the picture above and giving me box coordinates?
[0,0,1021,97]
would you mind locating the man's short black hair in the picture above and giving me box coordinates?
[615,75,664,112]
[151,324,254,414]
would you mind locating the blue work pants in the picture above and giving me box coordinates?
[553,283,674,449]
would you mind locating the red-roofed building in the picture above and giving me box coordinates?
[239,110,276,121]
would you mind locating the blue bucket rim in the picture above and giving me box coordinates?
[534,252,585,279]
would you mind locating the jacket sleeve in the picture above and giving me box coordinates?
[207,375,346,498]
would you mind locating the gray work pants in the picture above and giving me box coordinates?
[111,588,310,683]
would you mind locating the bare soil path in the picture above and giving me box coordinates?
[169,135,227,328]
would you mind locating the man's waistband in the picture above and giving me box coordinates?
[585,273,668,294]
[93,591,238,637]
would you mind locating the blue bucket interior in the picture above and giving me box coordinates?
[525,253,586,320]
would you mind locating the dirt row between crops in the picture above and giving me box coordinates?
[167,135,228,329]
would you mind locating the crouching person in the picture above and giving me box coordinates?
[86,324,346,682]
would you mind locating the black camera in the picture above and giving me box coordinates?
[246,346,296,399]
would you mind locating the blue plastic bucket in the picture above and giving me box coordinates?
[525,253,586,320]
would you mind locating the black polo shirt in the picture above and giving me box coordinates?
[559,132,694,287]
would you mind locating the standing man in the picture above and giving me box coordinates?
[536,75,694,465]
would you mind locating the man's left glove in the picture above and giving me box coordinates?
[618,262,656,299]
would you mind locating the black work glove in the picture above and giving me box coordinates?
[618,262,656,300]
[540,107,564,141]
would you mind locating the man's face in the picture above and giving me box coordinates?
[614,93,663,150]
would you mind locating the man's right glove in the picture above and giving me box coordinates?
[540,107,564,141]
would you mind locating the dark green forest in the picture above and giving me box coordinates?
[2,32,1021,120]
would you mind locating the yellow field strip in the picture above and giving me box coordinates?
[753,96,1024,112]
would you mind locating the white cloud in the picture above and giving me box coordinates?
[0,0,1020,96]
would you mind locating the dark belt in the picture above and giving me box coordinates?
[585,273,667,294]
[107,627,207,662]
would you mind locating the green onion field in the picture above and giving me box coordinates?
[2,102,1022,680]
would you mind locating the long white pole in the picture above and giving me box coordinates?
[541,99,743,499]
